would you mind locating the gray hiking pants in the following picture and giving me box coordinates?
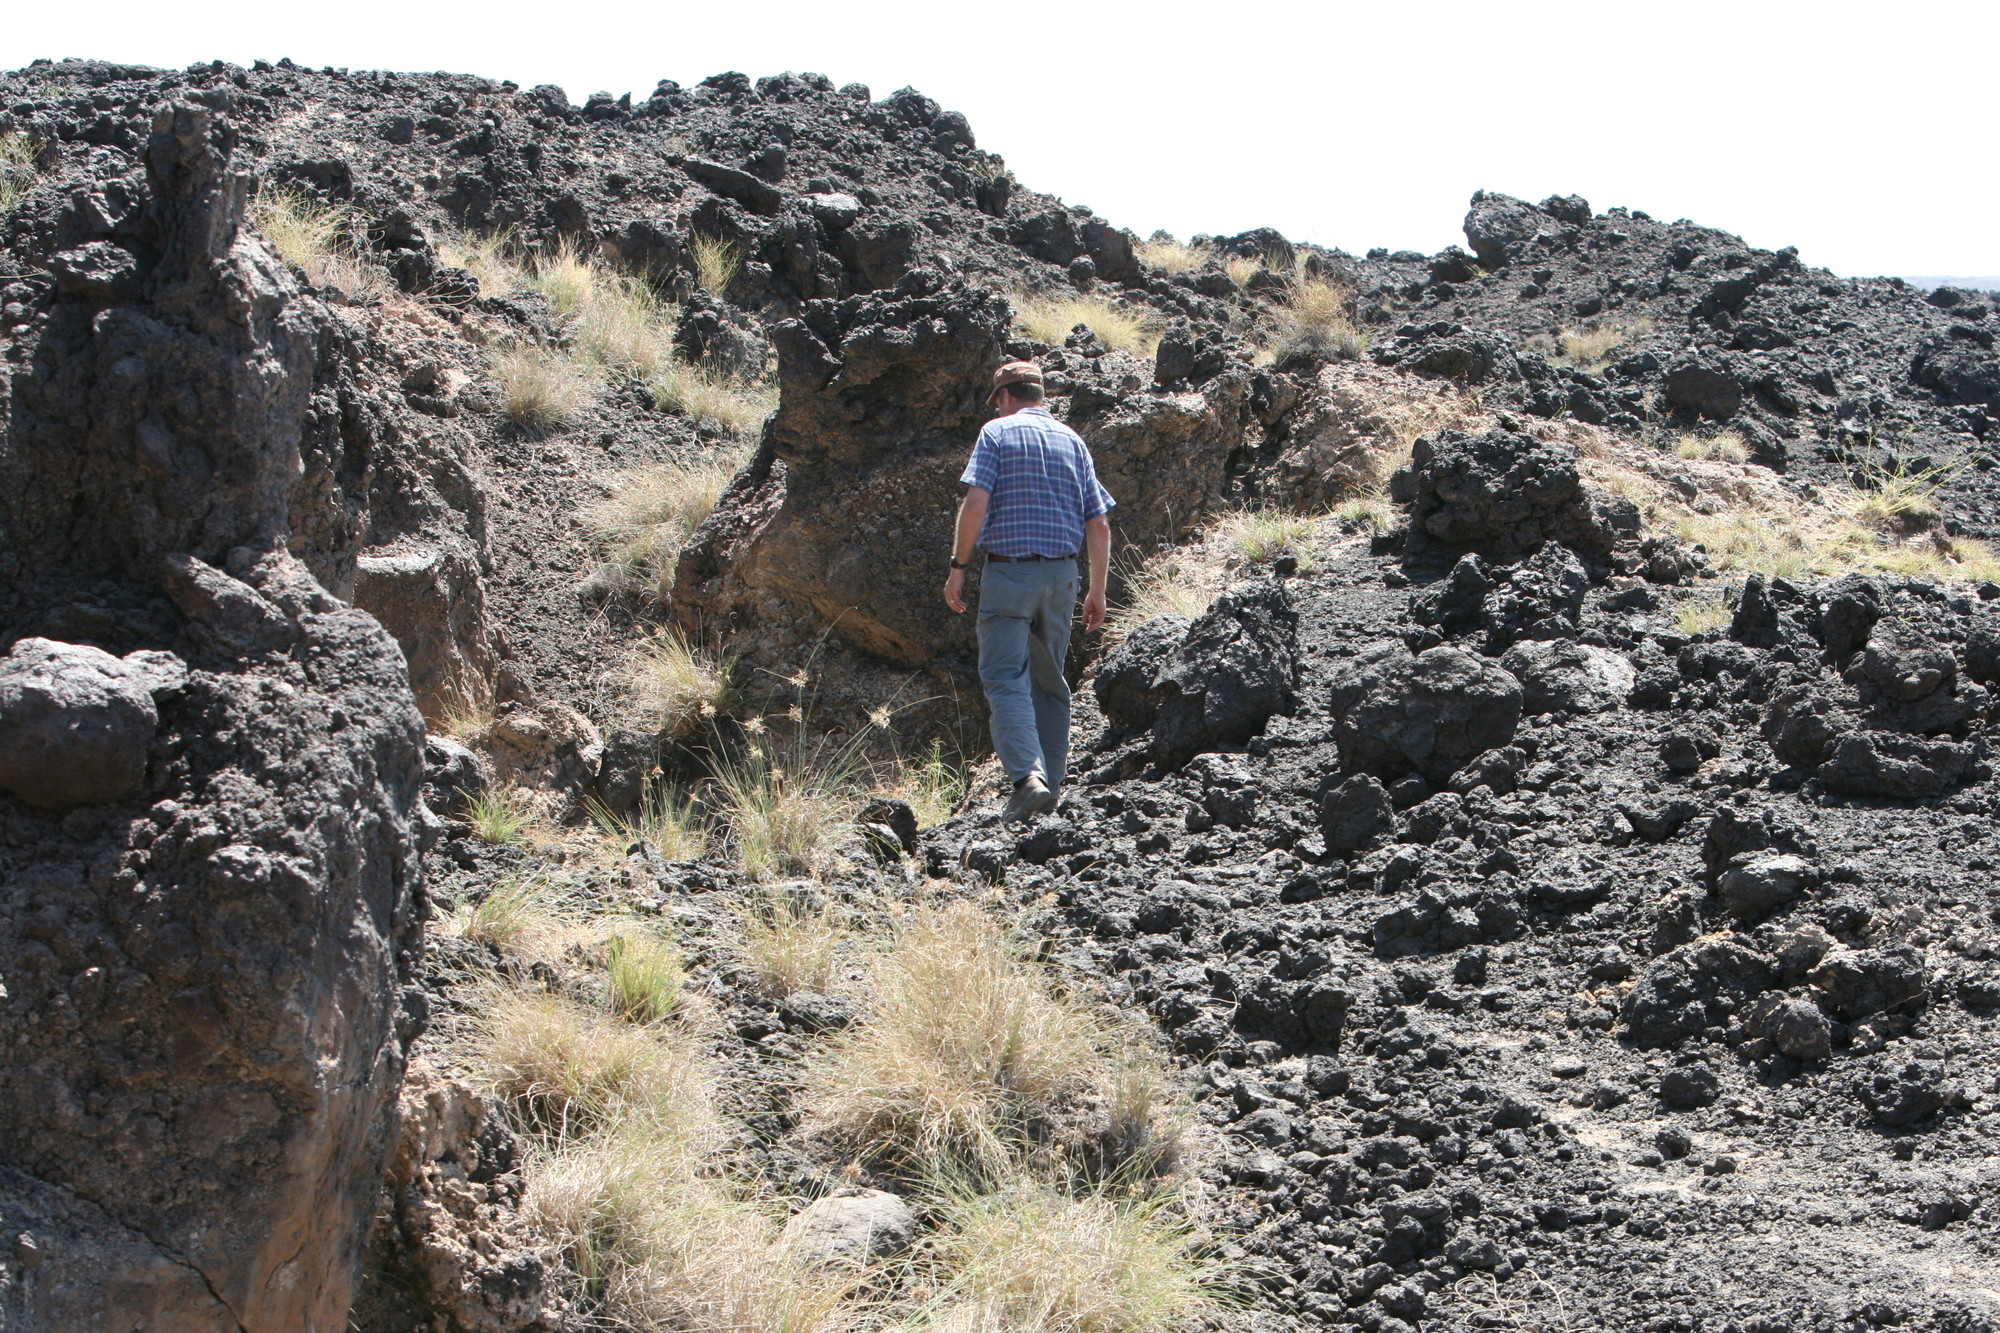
[976,558,1078,793]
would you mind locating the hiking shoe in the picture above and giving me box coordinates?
[1001,775,1055,824]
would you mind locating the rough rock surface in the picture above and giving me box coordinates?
[0,101,425,1332]
[779,1188,919,1266]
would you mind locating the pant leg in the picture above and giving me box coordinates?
[1026,560,1078,795]
[977,563,1048,785]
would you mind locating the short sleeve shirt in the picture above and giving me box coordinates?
[958,408,1115,558]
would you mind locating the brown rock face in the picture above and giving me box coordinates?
[0,106,425,1332]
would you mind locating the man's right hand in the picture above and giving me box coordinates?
[944,567,967,613]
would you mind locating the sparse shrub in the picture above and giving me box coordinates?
[0,132,39,214]
[620,629,732,738]
[650,360,776,437]
[1221,254,1261,287]
[526,238,597,318]
[689,233,741,297]
[1266,274,1365,365]
[605,929,686,1025]
[492,344,596,431]
[1135,235,1205,274]
[736,886,843,997]
[1332,496,1395,535]
[916,1175,1228,1333]
[1539,319,1648,373]
[589,783,707,864]
[1012,293,1159,356]
[1675,430,1749,463]
[574,273,670,377]
[250,184,385,294]
[586,451,748,601]
[463,785,536,846]
[807,901,1108,1167]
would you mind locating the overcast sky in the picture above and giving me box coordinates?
[7,0,1991,278]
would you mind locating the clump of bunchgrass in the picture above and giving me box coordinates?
[736,885,844,998]
[1675,430,1750,463]
[463,785,537,846]
[1011,293,1159,356]
[881,739,966,828]
[805,901,1109,1168]
[474,987,707,1138]
[525,238,597,318]
[0,132,39,214]
[444,867,550,947]
[1103,547,1221,644]
[1545,319,1647,373]
[714,744,858,879]
[1221,254,1261,287]
[617,629,732,738]
[914,1172,1230,1333]
[492,344,597,431]
[1674,593,1733,638]
[650,360,776,437]
[1218,508,1320,568]
[588,783,707,865]
[250,184,385,294]
[1134,235,1205,274]
[1265,272,1365,365]
[586,451,748,601]
[689,233,741,297]
[574,273,671,377]
[605,929,687,1025]
[1332,495,1395,535]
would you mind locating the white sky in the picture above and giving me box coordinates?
[6,0,1992,277]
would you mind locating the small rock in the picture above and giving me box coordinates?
[780,1190,918,1266]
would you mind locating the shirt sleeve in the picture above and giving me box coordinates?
[960,427,998,491]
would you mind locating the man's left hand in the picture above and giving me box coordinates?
[944,568,967,613]
[1081,587,1106,633]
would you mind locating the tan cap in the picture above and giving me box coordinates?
[987,359,1043,407]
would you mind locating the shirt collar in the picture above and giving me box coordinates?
[1013,407,1054,419]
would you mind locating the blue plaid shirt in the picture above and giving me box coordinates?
[959,408,1115,558]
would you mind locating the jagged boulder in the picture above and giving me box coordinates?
[1393,427,1633,562]
[1329,642,1523,783]
[1148,580,1299,768]
[0,105,424,1333]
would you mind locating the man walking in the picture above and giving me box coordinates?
[943,360,1114,823]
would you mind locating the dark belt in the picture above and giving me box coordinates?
[986,552,1077,562]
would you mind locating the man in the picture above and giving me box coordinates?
[943,360,1114,823]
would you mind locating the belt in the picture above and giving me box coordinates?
[986,552,1077,562]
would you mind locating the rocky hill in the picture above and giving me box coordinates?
[0,55,1996,1333]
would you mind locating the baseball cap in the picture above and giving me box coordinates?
[987,360,1043,407]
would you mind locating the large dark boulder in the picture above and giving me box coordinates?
[1395,427,1633,562]
[1816,731,1979,799]
[1663,354,1743,419]
[1329,642,1523,783]
[1911,328,2000,407]
[1093,614,1191,732]
[1621,938,1779,1047]
[1148,580,1300,768]
[1462,191,1553,268]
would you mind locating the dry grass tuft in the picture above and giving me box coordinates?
[474,988,708,1139]
[736,886,844,998]
[689,233,742,297]
[586,450,748,601]
[526,238,597,319]
[1135,236,1205,274]
[1531,319,1649,373]
[605,929,687,1025]
[1332,495,1396,534]
[619,628,732,739]
[492,344,597,431]
[1676,430,1750,463]
[1266,274,1365,365]
[589,783,707,865]
[914,1175,1228,1333]
[250,185,386,294]
[651,360,776,437]
[0,132,39,214]
[806,901,1108,1167]
[444,868,549,947]
[1221,254,1262,287]
[1104,547,1222,644]
[879,739,966,829]
[1217,508,1321,568]
[462,785,537,846]
[573,272,671,378]
[1012,294,1159,357]
[715,746,858,879]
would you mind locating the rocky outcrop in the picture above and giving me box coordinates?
[0,105,424,1332]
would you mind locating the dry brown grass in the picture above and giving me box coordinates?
[618,629,732,739]
[585,450,748,600]
[650,361,776,437]
[736,886,844,998]
[715,746,859,879]
[1216,508,1322,569]
[806,901,1110,1167]
[250,185,386,295]
[473,987,709,1138]
[1012,293,1159,356]
[0,132,39,214]
[1266,273,1365,365]
[1529,318,1650,373]
[689,233,742,297]
[1134,236,1205,274]
[588,784,707,865]
[1676,430,1750,464]
[1222,254,1261,287]
[1104,546,1222,644]
[492,344,597,431]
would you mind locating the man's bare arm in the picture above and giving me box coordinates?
[942,486,990,614]
[1081,514,1111,632]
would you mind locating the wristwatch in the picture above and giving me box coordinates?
[948,557,971,570]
